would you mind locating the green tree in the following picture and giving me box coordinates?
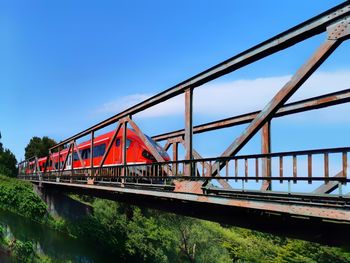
[0,149,17,177]
[0,132,3,153]
[24,136,57,159]
[0,132,17,177]
[10,240,35,263]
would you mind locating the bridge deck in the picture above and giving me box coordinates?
[27,178,350,222]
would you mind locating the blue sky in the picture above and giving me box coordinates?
[1,0,349,174]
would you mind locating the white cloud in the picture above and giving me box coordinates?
[97,93,151,114]
[97,70,350,121]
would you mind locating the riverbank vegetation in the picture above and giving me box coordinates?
[0,175,47,222]
[0,174,350,262]
[63,196,350,263]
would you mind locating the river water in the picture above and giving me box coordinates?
[0,209,117,262]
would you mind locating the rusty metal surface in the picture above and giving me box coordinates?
[61,143,72,173]
[18,4,350,227]
[313,171,343,194]
[23,179,350,222]
[127,117,166,163]
[99,122,122,167]
[184,88,193,176]
[152,88,350,142]
[50,2,350,149]
[218,38,341,161]
[328,16,350,40]
[127,117,173,176]
[74,141,85,168]
[261,122,271,191]
[178,139,232,189]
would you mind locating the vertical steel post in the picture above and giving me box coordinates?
[71,141,74,178]
[58,147,61,175]
[185,88,193,176]
[173,142,178,175]
[121,120,128,181]
[261,121,271,190]
[90,131,94,177]
[45,151,50,174]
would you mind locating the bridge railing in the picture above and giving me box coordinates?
[19,146,350,196]
[17,3,350,198]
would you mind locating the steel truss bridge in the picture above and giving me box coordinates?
[19,2,350,245]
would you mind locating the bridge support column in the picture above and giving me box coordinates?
[261,122,271,191]
[184,88,193,176]
[33,184,92,219]
[90,131,94,177]
[121,119,128,183]
[173,142,178,175]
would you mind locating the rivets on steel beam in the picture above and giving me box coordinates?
[327,16,350,40]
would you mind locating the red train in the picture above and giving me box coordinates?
[28,128,170,173]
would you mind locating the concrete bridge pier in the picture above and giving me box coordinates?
[33,184,93,220]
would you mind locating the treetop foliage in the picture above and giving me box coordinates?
[24,136,57,159]
[0,132,3,152]
[0,132,17,177]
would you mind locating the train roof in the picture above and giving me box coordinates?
[38,128,140,162]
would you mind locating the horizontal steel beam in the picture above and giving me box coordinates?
[25,180,350,246]
[152,88,350,141]
[52,2,350,149]
[22,179,350,222]
[21,145,350,168]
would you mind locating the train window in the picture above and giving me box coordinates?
[115,138,131,149]
[93,144,106,158]
[126,139,131,149]
[81,149,91,160]
[100,144,106,156]
[73,152,79,161]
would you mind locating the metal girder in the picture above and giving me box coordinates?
[44,155,49,173]
[50,2,350,150]
[313,171,343,194]
[327,16,350,40]
[184,88,193,176]
[74,141,85,168]
[57,148,61,171]
[48,150,55,171]
[34,157,40,174]
[210,19,349,176]
[90,131,94,176]
[152,88,350,142]
[121,120,128,178]
[261,122,271,191]
[26,179,350,222]
[179,139,210,174]
[220,34,342,159]
[173,142,178,175]
[178,138,232,189]
[61,143,72,173]
[126,117,173,176]
[99,122,122,167]
[70,142,74,174]
[163,141,171,152]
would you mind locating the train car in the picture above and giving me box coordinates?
[35,128,169,172]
